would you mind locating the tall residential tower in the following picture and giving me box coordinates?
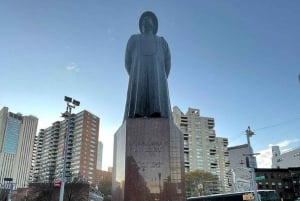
[97,141,103,170]
[0,107,38,188]
[172,106,231,193]
[31,110,99,184]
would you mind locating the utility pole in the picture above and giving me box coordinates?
[245,126,259,201]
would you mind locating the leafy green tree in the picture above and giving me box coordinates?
[185,169,219,197]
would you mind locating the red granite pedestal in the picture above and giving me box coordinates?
[112,118,185,201]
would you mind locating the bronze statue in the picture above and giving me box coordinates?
[124,11,172,120]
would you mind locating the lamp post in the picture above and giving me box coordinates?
[59,96,80,201]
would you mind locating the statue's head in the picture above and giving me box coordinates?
[139,11,158,35]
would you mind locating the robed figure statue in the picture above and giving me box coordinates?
[124,11,172,120]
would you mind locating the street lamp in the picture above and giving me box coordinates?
[59,96,80,201]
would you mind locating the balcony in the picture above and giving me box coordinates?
[210,162,218,169]
[209,149,217,155]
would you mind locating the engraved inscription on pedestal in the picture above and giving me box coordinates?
[125,118,170,201]
[112,118,185,201]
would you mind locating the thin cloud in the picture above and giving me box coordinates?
[107,27,116,41]
[107,28,114,35]
[269,139,300,149]
[256,148,272,168]
[65,63,80,72]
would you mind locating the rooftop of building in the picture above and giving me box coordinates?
[280,146,300,155]
[228,144,248,150]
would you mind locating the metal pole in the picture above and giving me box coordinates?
[246,126,259,201]
[7,181,11,201]
[59,105,72,201]
[231,169,237,193]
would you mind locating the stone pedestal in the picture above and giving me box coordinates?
[112,118,185,201]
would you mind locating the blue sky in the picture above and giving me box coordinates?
[1,1,300,170]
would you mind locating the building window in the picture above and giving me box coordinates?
[278,182,282,189]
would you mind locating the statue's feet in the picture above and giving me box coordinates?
[134,113,143,118]
[149,112,161,117]
[133,112,162,118]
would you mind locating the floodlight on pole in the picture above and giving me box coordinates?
[72,99,80,106]
[64,96,72,103]
[59,96,80,201]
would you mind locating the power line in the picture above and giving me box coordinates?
[228,116,300,145]
[253,116,300,132]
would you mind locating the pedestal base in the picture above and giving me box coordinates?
[112,118,185,201]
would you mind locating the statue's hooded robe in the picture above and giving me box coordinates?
[123,32,171,120]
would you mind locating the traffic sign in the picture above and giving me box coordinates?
[54,179,61,187]
[255,176,265,181]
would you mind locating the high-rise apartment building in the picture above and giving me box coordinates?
[97,141,103,170]
[0,107,38,188]
[31,110,99,184]
[172,106,231,193]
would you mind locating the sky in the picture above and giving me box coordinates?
[1,1,300,171]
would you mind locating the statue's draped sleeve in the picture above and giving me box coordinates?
[161,37,171,78]
[125,35,135,74]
